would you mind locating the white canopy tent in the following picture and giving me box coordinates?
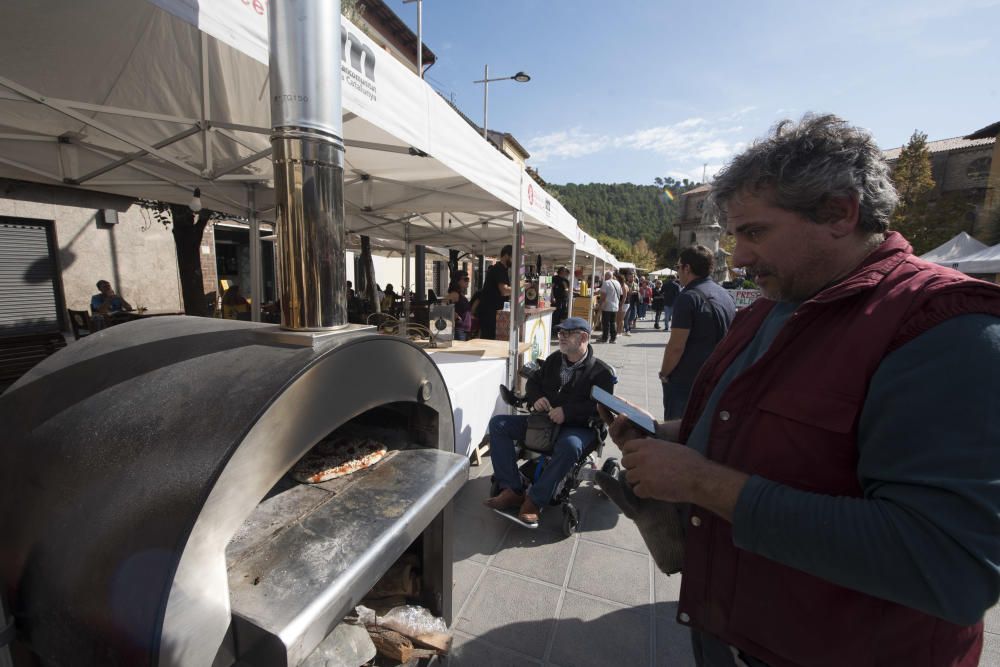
[649,267,677,277]
[0,0,593,282]
[945,242,1000,275]
[920,232,988,264]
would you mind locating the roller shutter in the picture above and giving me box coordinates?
[0,219,62,335]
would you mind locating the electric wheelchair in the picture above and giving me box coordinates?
[490,359,622,536]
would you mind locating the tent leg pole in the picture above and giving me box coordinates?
[403,221,411,337]
[248,184,261,322]
[508,211,523,392]
[591,254,597,325]
[567,243,576,321]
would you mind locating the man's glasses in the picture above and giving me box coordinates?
[557,330,581,338]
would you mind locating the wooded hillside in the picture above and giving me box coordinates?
[547,177,702,269]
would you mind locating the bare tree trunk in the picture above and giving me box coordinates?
[169,205,212,317]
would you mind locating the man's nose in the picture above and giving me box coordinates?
[730,240,754,268]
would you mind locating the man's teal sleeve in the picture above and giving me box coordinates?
[732,314,1000,625]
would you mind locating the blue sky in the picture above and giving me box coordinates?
[393,0,999,186]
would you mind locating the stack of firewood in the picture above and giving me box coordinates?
[361,555,421,615]
[365,624,451,663]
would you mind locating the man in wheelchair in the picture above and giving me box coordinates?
[484,316,616,527]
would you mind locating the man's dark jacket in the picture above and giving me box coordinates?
[524,346,615,428]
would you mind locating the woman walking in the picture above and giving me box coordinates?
[638,278,652,320]
[615,273,629,337]
[625,276,640,333]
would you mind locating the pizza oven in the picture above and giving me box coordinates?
[0,316,467,666]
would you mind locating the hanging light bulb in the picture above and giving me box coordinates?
[189,187,203,213]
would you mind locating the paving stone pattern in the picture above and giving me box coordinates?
[446,321,1000,666]
[447,323,691,667]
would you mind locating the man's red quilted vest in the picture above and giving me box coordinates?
[676,232,1000,667]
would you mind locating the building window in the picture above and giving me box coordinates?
[967,157,991,180]
[690,232,697,244]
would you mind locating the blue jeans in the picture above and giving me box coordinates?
[662,380,691,421]
[638,303,648,319]
[488,414,594,507]
[663,305,674,330]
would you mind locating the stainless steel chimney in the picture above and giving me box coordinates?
[269,0,347,330]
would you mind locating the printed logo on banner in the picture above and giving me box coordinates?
[240,0,267,15]
[341,25,377,102]
[527,183,552,216]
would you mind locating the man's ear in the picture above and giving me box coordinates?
[817,195,861,238]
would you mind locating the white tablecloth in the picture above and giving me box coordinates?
[430,352,507,458]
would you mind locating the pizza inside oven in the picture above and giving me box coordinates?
[291,434,389,484]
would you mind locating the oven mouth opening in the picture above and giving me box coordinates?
[219,400,462,666]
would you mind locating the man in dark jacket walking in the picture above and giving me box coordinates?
[485,317,615,526]
[661,276,681,331]
[659,246,735,420]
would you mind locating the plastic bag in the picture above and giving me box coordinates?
[378,605,447,637]
[350,604,377,627]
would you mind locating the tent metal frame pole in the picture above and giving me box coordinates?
[567,243,576,320]
[248,184,261,322]
[199,32,213,176]
[480,240,487,290]
[403,220,411,336]
[591,254,597,313]
[508,211,523,391]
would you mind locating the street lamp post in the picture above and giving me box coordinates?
[473,66,530,139]
[401,0,423,78]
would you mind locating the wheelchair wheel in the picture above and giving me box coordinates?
[562,503,580,537]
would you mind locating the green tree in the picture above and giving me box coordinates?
[651,226,679,269]
[597,233,632,262]
[890,131,937,253]
[890,131,978,255]
[630,238,657,271]
[892,131,935,207]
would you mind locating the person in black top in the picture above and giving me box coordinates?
[551,266,571,328]
[651,279,665,328]
[477,244,512,339]
[661,276,682,331]
[658,245,735,419]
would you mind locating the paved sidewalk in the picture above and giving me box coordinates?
[445,319,1000,666]
[445,321,691,667]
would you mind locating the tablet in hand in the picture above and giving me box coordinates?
[590,385,656,435]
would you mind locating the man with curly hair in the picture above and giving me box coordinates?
[605,114,1000,667]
